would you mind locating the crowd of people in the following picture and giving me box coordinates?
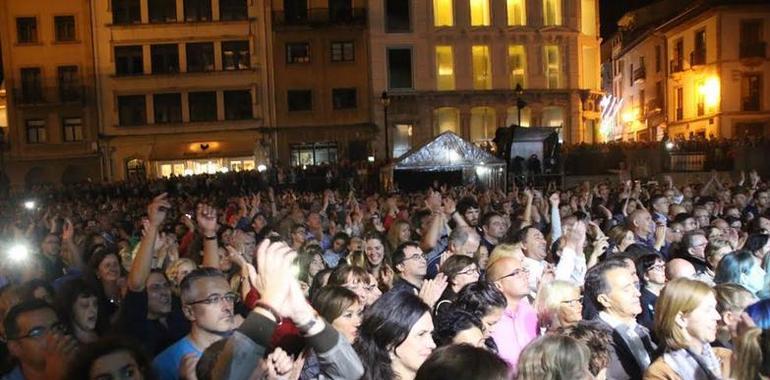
[0,166,769,380]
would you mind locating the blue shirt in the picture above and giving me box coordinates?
[0,366,24,380]
[152,336,202,380]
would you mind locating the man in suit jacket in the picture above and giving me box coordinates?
[584,259,657,380]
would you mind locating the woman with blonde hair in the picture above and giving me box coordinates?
[732,327,770,380]
[534,280,583,333]
[165,258,196,296]
[645,278,731,380]
[516,335,593,380]
[387,220,412,253]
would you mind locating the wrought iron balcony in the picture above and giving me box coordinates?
[272,7,367,27]
[740,42,766,59]
[670,59,683,73]
[690,49,706,66]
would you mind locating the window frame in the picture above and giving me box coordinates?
[287,89,313,112]
[16,17,38,44]
[62,117,84,142]
[54,15,76,42]
[286,42,311,64]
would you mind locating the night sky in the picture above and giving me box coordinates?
[600,0,659,39]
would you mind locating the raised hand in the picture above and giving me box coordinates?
[264,348,294,380]
[419,273,448,308]
[254,240,297,317]
[196,203,218,236]
[147,193,171,229]
[179,353,200,380]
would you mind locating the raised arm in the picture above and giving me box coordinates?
[128,193,169,292]
[197,203,220,269]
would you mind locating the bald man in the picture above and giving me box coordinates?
[665,258,696,281]
[627,209,655,249]
[486,257,538,372]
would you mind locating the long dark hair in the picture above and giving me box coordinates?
[353,291,430,380]
[414,344,510,380]
[55,278,102,334]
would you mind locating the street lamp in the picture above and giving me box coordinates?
[380,91,391,161]
[515,83,527,127]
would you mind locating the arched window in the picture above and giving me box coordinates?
[126,158,147,181]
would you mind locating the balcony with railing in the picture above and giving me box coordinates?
[646,98,662,115]
[633,65,646,83]
[272,7,367,27]
[670,59,683,73]
[740,41,767,59]
[690,49,706,66]
[12,86,86,106]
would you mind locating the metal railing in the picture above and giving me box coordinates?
[670,59,683,73]
[633,65,646,83]
[690,49,706,66]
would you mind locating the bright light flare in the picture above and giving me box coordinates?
[9,244,29,262]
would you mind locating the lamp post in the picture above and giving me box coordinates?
[380,91,391,162]
[515,83,526,127]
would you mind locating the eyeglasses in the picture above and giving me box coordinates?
[457,267,480,276]
[495,267,529,281]
[10,321,66,340]
[561,297,583,306]
[648,264,665,272]
[187,292,239,306]
[403,254,427,262]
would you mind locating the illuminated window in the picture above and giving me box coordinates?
[434,107,460,134]
[393,124,412,158]
[506,106,530,127]
[507,0,525,26]
[435,46,455,91]
[508,45,526,89]
[580,0,595,35]
[542,106,564,127]
[470,107,495,142]
[544,45,561,88]
[434,0,454,26]
[472,45,491,90]
[581,45,598,89]
[543,0,561,26]
[470,0,490,26]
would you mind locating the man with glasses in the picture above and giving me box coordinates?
[153,268,236,380]
[673,230,710,279]
[3,300,77,380]
[390,242,428,295]
[486,257,537,372]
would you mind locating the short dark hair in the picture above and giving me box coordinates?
[4,299,56,340]
[67,336,154,380]
[634,253,664,288]
[480,212,502,228]
[179,268,227,303]
[451,281,507,320]
[414,344,510,380]
[432,309,482,347]
[507,225,538,245]
[456,197,480,215]
[673,213,694,225]
[681,230,707,250]
[391,241,421,266]
[584,259,630,312]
